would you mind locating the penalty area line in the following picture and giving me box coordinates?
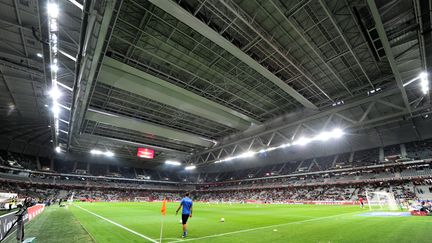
[74,205,158,243]
[168,210,361,243]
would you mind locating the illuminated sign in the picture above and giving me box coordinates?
[137,148,154,159]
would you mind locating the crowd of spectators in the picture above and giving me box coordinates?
[0,180,420,204]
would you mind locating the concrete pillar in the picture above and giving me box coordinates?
[87,163,90,173]
[36,156,41,170]
[332,154,339,167]
[50,158,54,171]
[349,151,354,163]
[379,147,385,161]
[400,144,407,157]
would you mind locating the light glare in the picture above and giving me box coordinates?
[185,165,196,170]
[331,128,344,138]
[49,87,62,100]
[238,151,255,158]
[293,137,311,146]
[48,3,59,18]
[165,160,181,166]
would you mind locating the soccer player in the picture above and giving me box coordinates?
[176,192,193,238]
[359,196,364,208]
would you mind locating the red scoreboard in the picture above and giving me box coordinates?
[137,148,154,159]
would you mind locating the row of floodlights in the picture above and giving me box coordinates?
[215,128,344,164]
[90,149,114,157]
[165,160,196,170]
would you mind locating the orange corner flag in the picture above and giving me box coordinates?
[161,198,167,216]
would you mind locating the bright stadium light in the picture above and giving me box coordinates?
[238,151,255,158]
[90,149,114,157]
[55,146,61,153]
[47,3,59,18]
[293,137,312,146]
[49,87,62,100]
[51,64,59,72]
[52,104,60,117]
[90,149,103,155]
[36,53,43,58]
[314,131,332,141]
[331,128,344,139]
[185,165,196,170]
[104,151,114,157]
[277,143,291,149]
[420,72,429,95]
[165,160,181,166]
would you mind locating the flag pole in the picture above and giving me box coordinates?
[160,198,167,243]
[159,214,165,243]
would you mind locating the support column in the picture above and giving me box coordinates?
[332,154,339,167]
[400,144,407,157]
[50,158,54,171]
[87,163,90,173]
[72,161,77,172]
[379,147,385,162]
[349,151,355,163]
[36,156,41,170]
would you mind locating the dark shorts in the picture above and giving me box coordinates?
[182,214,189,224]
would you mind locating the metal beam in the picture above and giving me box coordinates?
[68,0,120,149]
[269,0,352,96]
[78,133,190,156]
[318,0,374,89]
[148,0,318,110]
[367,0,411,113]
[85,110,215,148]
[99,58,258,129]
[189,87,413,164]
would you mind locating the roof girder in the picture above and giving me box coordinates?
[85,109,215,148]
[98,57,259,130]
[147,0,318,110]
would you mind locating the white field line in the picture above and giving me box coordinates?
[75,205,158,243]
[168,211,361,243]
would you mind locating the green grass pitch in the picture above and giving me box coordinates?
[4,202,431,242]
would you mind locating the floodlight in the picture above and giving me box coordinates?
[90,149,103,155]
[331,128,344,139]
[185,165,196,170]
[165,160,181,166]
[55,146,61,153]
[49,87,62,100]
[238,151,255,158]
[52,104,60,117]
[293,137,311,146]
[104,151,114,157]
[36,53,43,58]
[47,3,59,18]
[419,72,429,94]
[51,64,59,72]
[315,131,332,141]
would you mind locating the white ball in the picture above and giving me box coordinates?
[220,218,225,222]
[179,219,182,224]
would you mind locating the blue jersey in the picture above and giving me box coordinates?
[180,197,193,215]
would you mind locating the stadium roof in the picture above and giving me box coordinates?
[0,0,431,168]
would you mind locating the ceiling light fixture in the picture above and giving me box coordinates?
[185,165,196,170]
[165,160,181,166]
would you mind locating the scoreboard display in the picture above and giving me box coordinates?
[137,148,154,159]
